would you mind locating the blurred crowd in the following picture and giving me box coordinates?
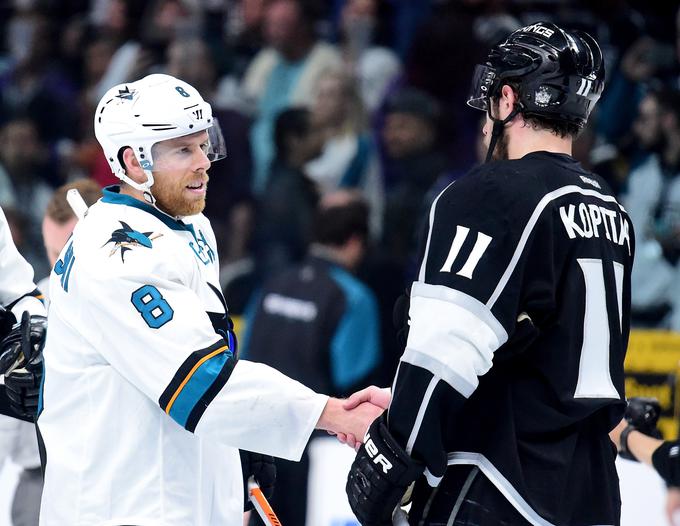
[0,0,680,388]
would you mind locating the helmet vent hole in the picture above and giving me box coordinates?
[189,124,194,129]
[140,154,145,159]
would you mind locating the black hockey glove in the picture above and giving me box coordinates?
[346,414,423,526]
[5,360,43,420]
[239,450,276,511]
[652,440,680,487]
[0,313,47,376]
[0,305,16,340]
[619,397,662,461]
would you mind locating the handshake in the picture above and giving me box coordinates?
[317,386,392,449]
[319,387,423,526]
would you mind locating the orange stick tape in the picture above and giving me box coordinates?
[248,479,282,526]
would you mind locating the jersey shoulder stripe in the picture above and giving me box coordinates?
[487,184,627,308]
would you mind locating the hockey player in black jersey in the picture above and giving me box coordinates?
[345,21,633,526]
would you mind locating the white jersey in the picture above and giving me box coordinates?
[0,204,44,471]
[0,205,44,317]
[39,187,328,526]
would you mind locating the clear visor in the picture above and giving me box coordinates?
[205,118,227,162]
[467,64,497,112]
[148,118,227,171]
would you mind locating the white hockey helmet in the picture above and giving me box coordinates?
[94,73,226,195]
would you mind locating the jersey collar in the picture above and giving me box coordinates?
[101,185,193,232]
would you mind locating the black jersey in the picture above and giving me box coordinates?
[388,152,634,526]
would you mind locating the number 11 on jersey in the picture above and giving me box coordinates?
[574,258,623,400]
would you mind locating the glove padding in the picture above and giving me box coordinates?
[652,441,680,487]
[346,414,423,526]
[0,313,47,375]
[239,450,276,511]
[5,360,42,419]
[620,397,662,461]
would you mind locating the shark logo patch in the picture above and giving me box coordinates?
[104,221,162,262]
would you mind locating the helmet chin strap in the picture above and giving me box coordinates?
[118,169,157,205]
[485,103,522,163]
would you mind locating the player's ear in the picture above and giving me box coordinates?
[120,147,145,184]
[499,84,517,118]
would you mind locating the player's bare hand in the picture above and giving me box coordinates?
[343,386,391,411]
[342,400,384,445]
[317,397,384,449]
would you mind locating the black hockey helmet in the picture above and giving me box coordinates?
[468,22,604,161]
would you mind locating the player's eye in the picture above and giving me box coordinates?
[200,142,210,153]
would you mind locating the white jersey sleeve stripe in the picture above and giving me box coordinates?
[403,287,507,397]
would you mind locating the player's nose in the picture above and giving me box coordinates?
[195,148,211,172]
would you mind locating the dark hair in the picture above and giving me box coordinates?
[312,199,369,247]
[385,87,440,125]
[273,107,310,162]
[494,82,581,139]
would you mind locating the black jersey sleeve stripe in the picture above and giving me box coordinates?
[158,339,236,431]
[184,352,237,432]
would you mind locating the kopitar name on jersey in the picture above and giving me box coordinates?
[559,201,631,254]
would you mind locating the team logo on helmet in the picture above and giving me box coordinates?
[104,221,163,262]
[115,86,136,101]
[521,23,555,39]
[534,86,553,107]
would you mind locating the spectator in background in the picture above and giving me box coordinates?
[242,0,342,193]
[0,118,56,276]
[380,87,450,273]
[0,10,78,144]
[244,191,381,526]
[92,0,158,103]
[40,179,103,291]
[306,68,384,236]
[165,36,254,270]
[338,0,402,114]
[622,87,680,327]
[253,107,321,279]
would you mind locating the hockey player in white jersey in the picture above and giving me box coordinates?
[37,73,382,526]
[0,204,47,406]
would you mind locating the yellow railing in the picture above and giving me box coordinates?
[625,329,680,439]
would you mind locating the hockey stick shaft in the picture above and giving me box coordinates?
[248,478,282,526]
